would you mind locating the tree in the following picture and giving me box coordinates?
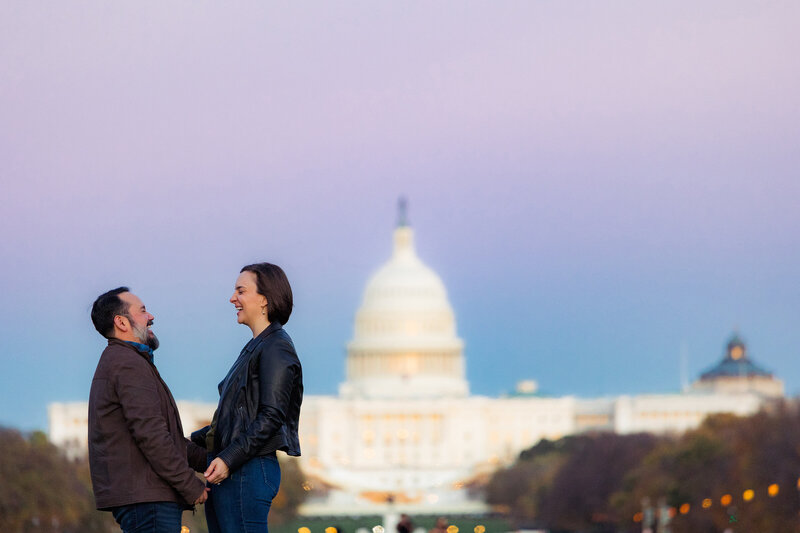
[487,434,660,531]
[538,433,659,532]
[487,404,800,533]
[1,426,309,533]
[0,427,114,533]
[486,437,572,528]
[614,404,800,533]
[611,423,736,533]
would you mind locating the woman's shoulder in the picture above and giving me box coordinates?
[255,327,299,362]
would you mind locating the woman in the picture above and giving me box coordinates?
[193,262,303,533]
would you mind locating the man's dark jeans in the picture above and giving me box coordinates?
[111,501,183,533]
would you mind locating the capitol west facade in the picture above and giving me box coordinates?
[48,217,783,515]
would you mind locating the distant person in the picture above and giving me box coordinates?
[397,513,414,533]
[429,517,448,533]
[88,287,208,533]
[193,262,304,533]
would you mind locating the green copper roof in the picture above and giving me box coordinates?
[699,333,773,380]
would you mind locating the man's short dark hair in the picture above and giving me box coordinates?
[91,287,130,339]
[241,263,293,325]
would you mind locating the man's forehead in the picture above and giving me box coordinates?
[119,291,145,308]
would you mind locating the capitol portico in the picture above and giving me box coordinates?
[48,207,784,515]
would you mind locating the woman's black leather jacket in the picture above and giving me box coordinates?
[192,322,303,472]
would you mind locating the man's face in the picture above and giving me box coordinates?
[118,292,158,349]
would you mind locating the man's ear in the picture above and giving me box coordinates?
[114,315,130,332]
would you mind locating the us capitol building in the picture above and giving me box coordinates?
[49,209,784,515]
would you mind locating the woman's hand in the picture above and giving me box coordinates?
[204,457,230,485]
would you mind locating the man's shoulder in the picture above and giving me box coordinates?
[100,341,138,358]
[97,342,150,371]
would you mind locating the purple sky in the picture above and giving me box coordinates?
[1,2,799,431]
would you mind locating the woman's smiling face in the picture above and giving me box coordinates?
[230,271,267,328]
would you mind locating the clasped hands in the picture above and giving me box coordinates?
[194,487,210,505]
[193,457,229,504]
[205,457,230,485]
[191,458,229,504]
[194,457,230,505]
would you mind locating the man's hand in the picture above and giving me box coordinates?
[194,487,210,505]
[204,457,230,485]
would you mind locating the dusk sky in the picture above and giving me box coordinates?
[1,2,798,431]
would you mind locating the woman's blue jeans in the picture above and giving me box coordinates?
[206,454,281,533]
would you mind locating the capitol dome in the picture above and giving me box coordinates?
[340,212,468,399]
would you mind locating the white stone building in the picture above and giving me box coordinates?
[48,212,783,515]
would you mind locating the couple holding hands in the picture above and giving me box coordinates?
[88,262,303,533]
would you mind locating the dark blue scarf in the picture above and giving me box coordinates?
[123,341,154,364]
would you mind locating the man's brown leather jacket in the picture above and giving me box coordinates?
[88,339,206,510]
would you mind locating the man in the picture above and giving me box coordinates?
[396,513,414,533]
[88,287,208,532]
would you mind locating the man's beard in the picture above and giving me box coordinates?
[146,331,159,351]
[132,320,159,351]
